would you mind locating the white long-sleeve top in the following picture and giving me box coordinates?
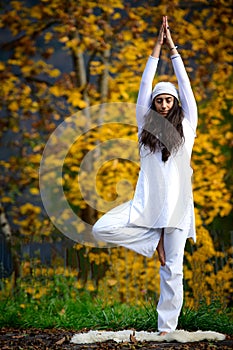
[128,54,198,240]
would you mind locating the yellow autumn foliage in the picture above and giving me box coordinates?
[0,0,232,307]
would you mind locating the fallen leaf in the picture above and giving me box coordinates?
[130,330,137,344]
[55,336,66,345]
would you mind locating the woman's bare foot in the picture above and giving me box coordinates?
[159,331,168,336]
[156,230,165,266]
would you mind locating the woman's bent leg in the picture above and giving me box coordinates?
[157,228,188,333]
[92,202,161,258]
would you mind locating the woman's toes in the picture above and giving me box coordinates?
[159,331,168,336]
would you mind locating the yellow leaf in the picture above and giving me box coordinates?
[59,36,69,43]
[112,12,121,20]
[107,279,118,286]
[43,7,54,16]
[0,62,5,70]
[76,100,87,109]
[30,188,39,195]
[70,166,79,172]
[86,281,96,292]
[1,196,12,203]
[20,203,41,214]
[44,32,53,42]
[123,31,132,41]
[23,85,31,95]
[30,101,39,113]
[11,1,22,10]
[50,86,63,97]
[67,89,87,108]
[30,6,42,19]
[54,113,61,120]
[8,101,19,111]
[49,69,60,78]
[21,65,32,75]
[66,38,79,48]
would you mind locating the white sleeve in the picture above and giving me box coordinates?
[171,54,198,134]
[136,56,159,132]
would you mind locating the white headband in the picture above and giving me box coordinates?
[151,82,179,101]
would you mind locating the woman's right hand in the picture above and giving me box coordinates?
[157,18,165,46]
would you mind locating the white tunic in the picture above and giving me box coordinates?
[93,54,198,250]
[128,54,198,241]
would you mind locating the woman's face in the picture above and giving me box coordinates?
[153,94,174,117]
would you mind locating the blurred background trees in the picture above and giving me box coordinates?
[0,0,232,305]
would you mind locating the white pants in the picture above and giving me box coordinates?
[92,201,189,332]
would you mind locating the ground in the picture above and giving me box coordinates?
[0,328,232,349]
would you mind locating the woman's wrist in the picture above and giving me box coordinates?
[151,42,162,58]
[167,40,174,49]
[170,45,178,51]
[167,40,178,55]
[155,41,162,48]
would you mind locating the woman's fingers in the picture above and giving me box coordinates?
[163,15,167,28]
[158,23,164,45]
[163,16,168,43]
[164,16,173,45]
[157,16,172,46]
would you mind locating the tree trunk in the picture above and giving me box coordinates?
[100,48,110,103]
[0,202,12,243]
[0,202,20,286]
[70,31,97,225]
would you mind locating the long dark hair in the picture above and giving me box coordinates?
[139,98,184,162]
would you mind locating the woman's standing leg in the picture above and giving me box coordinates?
[157,228,188,333]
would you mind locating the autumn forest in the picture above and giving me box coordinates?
[0,0,232,307]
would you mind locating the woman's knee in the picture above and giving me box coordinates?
[92,222,103,239]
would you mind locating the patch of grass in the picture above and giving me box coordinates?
[179,299,233,335]
[0,291,156,331]
[0,275,232,335]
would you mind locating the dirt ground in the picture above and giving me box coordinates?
[0,328,232,349]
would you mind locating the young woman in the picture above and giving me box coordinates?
[93,16,198,335]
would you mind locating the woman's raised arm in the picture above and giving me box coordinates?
[164,17,198,132]
[136,20,164,131]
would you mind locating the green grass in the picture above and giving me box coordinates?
[0,291,156,331]
[1,294,233,335]
[179,300,233,335]
[0,276,232,335]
